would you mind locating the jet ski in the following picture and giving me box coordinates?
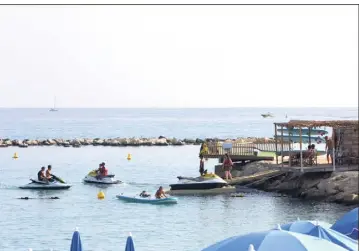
[19,176,71,190]
[170,173,228,190]
[83,170,122,184]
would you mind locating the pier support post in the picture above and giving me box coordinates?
[333,147,336,172]
[281,126,284,167]
[300,127,303,172]
[288,127,291,167]
[274,123,278,165]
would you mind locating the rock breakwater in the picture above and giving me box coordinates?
[0,137,275,148]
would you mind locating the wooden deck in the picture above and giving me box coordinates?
[269,163,359,173]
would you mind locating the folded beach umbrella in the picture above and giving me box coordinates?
[278,220,358,251]
[125,232,135,251]
[70,227,83,251]
[331,207,359,240]
[201,228,348,251]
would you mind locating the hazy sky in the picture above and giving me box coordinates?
[0,5,357,108]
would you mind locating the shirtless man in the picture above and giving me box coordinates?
[325,136,334,164]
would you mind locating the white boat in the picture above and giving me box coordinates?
[167,173,236,195]
[261,112,274,118]
[19,178,71,190]
[83,170,122,184]
[49,96,58,112]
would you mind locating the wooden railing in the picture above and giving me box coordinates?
[203,142,291,157]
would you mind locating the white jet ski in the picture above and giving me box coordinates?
[83,170,122,184]
[19,176,71,190]
[171,173,228,190]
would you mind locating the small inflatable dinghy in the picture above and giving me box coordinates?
[116,195,178,205]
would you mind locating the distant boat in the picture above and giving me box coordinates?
[277,128,328,136]
[49,96,58,112]
[261,112,274,118]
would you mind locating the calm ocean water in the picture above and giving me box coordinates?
[0,107,357,139]
[0,108,357,251]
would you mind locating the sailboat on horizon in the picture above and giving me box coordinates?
[49,96,58,112]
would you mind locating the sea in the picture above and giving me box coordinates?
[0,107,358,251]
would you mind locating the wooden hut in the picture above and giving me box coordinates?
[274,120,359,172]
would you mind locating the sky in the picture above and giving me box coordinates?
[0,5,358,108]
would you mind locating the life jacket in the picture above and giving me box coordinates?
[101,166,108,176]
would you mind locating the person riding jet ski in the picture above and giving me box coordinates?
[46,165,54,181]
[96,162,108,179]
[37,166,48,182]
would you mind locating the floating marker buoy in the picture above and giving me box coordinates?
[127,153,132,160]
[12,152,18,159]
[97,191,105,200]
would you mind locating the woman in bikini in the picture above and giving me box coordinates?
[222,153,233,181]
[155,186,167,199]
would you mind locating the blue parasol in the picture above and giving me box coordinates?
[70,227,83,251]
[278,220,358,250]
[125,232,135,251]
[201,226,348,251]
[331,207,358,240]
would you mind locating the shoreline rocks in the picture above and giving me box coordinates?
[235,161,359,206]
[0,137,276,148]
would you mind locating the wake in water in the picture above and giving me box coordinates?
[0,182,19,190]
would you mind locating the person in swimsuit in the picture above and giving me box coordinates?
[46,165,53,181]
[199,155,205,176]
[139,191,151,198]
[155,186,167,199]
[37,166,47,182]
[325,136,334,164]
[222,153,233,181]
[96,162,108,179]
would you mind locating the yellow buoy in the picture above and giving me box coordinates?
[127,153,132,160]
[97,191,105,200]
[12,152,19,159]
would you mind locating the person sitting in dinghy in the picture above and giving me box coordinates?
[37,166,48,182]
[155,186,167,199]
[139,190,151,198]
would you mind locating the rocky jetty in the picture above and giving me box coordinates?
[0,137,276,148]
[237,161,359,206]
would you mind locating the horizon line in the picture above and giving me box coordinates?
[0,106,358,109]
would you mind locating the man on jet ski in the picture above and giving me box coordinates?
[46,165,54,181]
[37,166,48,182]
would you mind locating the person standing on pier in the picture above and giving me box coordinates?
[325,136,334,164]
[199,155,205,176]
[222,153,233,181]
